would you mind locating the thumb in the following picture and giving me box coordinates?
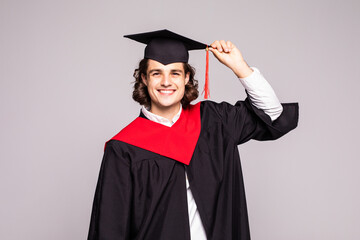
[208,47,223,61]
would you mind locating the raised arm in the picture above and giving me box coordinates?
[209,40,283,121]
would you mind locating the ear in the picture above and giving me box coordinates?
[141,73,147,86]
[185,72,190,85]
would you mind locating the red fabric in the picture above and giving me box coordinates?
[108,102,201,165]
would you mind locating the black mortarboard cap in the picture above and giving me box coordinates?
[124,29,207,65]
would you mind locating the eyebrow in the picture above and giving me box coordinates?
[148,69,162,74]
[148,69,184,74]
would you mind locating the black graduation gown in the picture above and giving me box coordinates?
[88,98,299,240]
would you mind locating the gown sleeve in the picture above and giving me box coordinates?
[88,141,132,240]
[212,95,299,145]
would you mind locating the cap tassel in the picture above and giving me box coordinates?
[203,46,210,99]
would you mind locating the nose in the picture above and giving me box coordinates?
[160,73,172,87]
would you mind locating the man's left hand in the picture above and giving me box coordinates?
[209,40,253,78]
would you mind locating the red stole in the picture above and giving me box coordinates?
[108,103,201,165]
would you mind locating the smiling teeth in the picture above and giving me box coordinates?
[160,90,174,93]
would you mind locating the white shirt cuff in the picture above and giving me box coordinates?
[238,67,283,121]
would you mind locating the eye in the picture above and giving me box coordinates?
[152,72,160,76]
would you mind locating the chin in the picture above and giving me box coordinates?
[156,97,182,107]
[157,102,178,108]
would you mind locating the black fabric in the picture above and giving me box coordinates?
[144,38,189,65]
[124,29,207,65]
[88,99,299,240]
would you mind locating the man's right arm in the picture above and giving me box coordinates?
[88,141,132,240]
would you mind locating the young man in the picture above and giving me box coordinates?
[88,30,298,240]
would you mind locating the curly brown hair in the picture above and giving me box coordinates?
[132,59,199,109]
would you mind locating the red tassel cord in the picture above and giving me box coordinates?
[203,46,210,99]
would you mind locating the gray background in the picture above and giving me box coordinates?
[1,0,359,239]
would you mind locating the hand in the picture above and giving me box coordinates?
[209,40,253,78]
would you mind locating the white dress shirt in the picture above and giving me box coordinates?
[239,67,283,121]
[141,67,282,240]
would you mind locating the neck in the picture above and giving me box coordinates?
[149,103,181,121]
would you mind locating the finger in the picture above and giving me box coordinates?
[210,40,218,49]
[220,40,229,52]
[208,46,218,55]
[226,41,233,50]
[212,40,223,52]
[209,47,222,59]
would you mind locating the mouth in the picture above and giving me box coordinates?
[158,89,176,95]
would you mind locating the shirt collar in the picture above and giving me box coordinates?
[141,105,182,127]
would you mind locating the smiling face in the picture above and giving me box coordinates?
[141,59,190,118]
